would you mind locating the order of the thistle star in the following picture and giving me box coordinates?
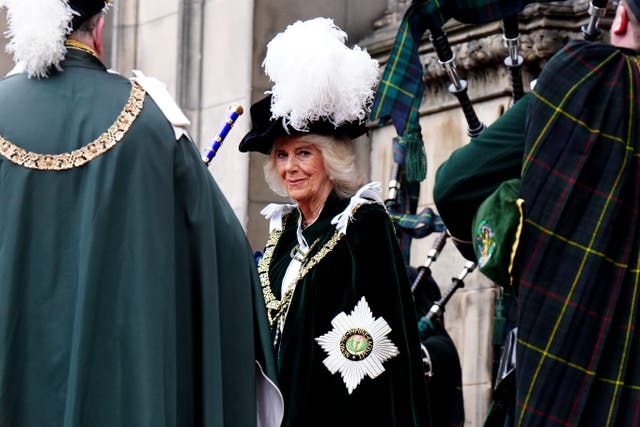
[315,297,399,394]
[340,328,373,361]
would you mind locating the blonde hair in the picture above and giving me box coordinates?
[263,133,365,199]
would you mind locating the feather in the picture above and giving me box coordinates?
[1,0,75,78]
[262,17,379,132]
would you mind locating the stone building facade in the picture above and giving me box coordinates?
[0,1,612,424]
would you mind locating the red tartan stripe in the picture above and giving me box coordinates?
[517,398,576,426]
[518,339,595,375]
[519,278,640,333]
[529,91,629,147]
[519,127,623,423]
[524,157,634,210]
[519,339,640,388]
[521,49,621,174]
[564,43,622,81]
[521,129,601,279]
[523,219,633,268]
[569,250,636,422]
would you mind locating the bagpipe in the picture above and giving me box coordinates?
[369,1,613,425]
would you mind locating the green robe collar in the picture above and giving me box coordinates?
[296,191,348,243]
[59,48,107,72]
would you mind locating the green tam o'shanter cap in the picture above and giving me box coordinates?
[471,179,524,288]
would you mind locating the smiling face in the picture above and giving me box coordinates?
[273,136,334,210]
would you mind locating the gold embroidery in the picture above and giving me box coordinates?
[0,83,146,171]
[64,39,99,59]
[260,227,344,348]
[258,204,368,347]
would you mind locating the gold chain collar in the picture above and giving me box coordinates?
[0,83,146,171]
[258,216,345,347]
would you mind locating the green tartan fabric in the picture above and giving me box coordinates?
[517,41,640,426]
[370,0,555,137]
[387,136,446,262]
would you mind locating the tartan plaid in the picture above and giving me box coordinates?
[387,136,446,262]
[516,41,640,426]
[370,0,557,138]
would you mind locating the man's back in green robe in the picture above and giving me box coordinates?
[0,50,276,426]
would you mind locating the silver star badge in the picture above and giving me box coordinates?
[315,297,399,394]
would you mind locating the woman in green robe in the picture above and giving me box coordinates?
[239,18,430,427]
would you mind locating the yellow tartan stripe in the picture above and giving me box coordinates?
[519,92,630,426]
[530,91,633,149]
[607,57,640,427]
[600,377,640,391]
[372,26,410,120]
[525,219,630,270]
[518,339,640,391]
[522,50,620,175]
[385,82,417,98]
[518,339,595,375]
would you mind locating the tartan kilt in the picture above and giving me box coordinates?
[516,41,640,426]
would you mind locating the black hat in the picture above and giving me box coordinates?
[70,0,110,30]
[239,95,369,154]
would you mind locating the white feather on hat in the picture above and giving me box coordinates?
[262,17,379,132]
[0,0,75,78]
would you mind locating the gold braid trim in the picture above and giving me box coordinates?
[260,227,344,347]
[258,203,367,347]
[0,82,146,171]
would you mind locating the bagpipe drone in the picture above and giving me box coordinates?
[369,1,613,425]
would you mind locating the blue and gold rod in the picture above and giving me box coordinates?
[202,104,244,165]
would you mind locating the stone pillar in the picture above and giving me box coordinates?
[0,9,11,76]
[110,0,255,224]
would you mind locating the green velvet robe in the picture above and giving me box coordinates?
[261,191,430,426]
[0,50,277,426]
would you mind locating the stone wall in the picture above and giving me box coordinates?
[105,0,255,223]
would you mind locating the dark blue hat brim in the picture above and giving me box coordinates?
[238,95,368,154]
[69,0,107,30]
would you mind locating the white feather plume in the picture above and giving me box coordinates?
[262,17,379,132]
[1,0,75,78]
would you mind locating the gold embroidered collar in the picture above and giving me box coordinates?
[258,214,344,347]
[0,82,146,171]
[65,39,99,60]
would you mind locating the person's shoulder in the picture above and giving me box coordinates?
[535,41,624,96]
[352,201,388,223]
[348,202,392,238]
[130,70,191,141]
[330,183,390,235]
[543,40,622,75]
